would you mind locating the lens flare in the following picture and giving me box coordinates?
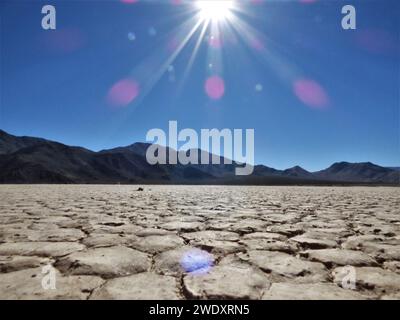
[41,28,85,54]
[208,35,223,48]
[205,76,225,100]
[120,0,139,4]
[180,249,214,275]
[293,79,329,109]
[107,79,140,107]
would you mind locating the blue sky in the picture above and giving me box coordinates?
[1,0,399,171]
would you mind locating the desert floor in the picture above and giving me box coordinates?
[0,185,399,300]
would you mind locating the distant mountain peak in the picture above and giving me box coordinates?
[283,165,311,177]
[315,161,397,183]
[289,165,307,171]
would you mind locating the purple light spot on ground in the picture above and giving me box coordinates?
[107,79,140,107]
[293,79,329,109]
[180,249,214,275]
[205,76,225,100]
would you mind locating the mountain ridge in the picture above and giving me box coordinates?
[0,130,398,185]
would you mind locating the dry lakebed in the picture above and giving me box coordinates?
[0,185,399,300]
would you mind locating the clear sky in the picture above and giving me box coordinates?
[0,0,399,171]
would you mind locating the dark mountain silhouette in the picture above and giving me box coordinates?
[0,129,47,155]
[0,130,398,185]
[314,162,399,184]
[283,166,313,178]
[252,165,282,176]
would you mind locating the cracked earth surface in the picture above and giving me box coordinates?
[0,185,399,300]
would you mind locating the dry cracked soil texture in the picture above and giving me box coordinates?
[0,185,399,300]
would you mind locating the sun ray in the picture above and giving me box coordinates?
[116,0,303,110]
[227,13,301,83]
[127,16,204,107]
[108,13,206,132]
[177,18,211,95]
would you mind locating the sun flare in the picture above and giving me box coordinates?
[196,0,234,21]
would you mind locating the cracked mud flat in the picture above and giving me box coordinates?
[0,185,399,300]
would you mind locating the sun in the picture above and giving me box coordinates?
[196,0,234,21]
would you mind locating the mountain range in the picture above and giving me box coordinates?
[0,129,398,185]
